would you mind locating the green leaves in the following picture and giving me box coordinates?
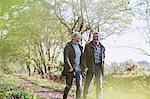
[0,75,39,98]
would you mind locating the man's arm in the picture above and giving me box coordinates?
[82,45,88,73]
[64,45,73,72]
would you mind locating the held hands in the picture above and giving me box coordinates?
[68,67,74,72]
[82,67,88,78]
[82,71,86,78]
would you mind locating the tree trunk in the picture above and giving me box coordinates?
[26,63,31,76]
[33,59,44,77]
[39,42,47,74]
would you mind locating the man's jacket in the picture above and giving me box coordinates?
[83,41,105,75]
[62,41,85,76]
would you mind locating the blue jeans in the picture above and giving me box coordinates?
[64,71,83,99]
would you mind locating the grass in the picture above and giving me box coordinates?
[0,74,150,99]
[0,74,39,99]
[20,75,76,96]
[88,75,150,99]
[20,74,150,99]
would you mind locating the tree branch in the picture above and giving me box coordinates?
[112,45,150,56]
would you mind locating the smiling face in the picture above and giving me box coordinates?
[72,32,81,43]
[93,32,100,43]
[73,34,81,42]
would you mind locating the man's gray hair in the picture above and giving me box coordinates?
[72,32,81,37]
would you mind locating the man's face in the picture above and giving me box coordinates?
[93,33,100,43]
[74,34,81,42]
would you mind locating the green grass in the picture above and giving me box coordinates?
[20,74,150,99]
[0,74,39,99]
[20,75,76,96]
[88,75,150,99]
[1,74,150,99]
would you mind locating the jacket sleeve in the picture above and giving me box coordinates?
[64,45,73,70]
[82,45,88,72]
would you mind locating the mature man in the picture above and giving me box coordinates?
[83,32,105,99]
[62,32,85,99]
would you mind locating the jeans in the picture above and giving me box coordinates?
[83,64,103,99]
[63,71,83,99]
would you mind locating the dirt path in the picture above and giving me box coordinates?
[13,74,74,99]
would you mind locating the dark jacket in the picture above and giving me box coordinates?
[62,41,85,76]
[83,41,105,75]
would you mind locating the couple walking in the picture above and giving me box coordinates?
[61,32,105,99]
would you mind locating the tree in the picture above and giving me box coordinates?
[0,0,26,73]
[53,0,132,42]
[128,0,150,56]
[5,0,69,76]
[0,0,135,76]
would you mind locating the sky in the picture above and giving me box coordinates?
[103,18,150,65]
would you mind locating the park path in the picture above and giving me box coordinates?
[13,74,74,99]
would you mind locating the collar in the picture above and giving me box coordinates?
[93,42,100,47]
[72,40,79,45]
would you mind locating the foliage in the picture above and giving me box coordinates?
[0,0,148,77]
[15,74,150,99]
[0,75,39,98]
[0,0,69,75]
[110,60,149,75]
[20,75,76,96]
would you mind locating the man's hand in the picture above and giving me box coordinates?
[84,68,88,72]
[82,71,86,78]
[82,68,88,78]
[68,67,73,72]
